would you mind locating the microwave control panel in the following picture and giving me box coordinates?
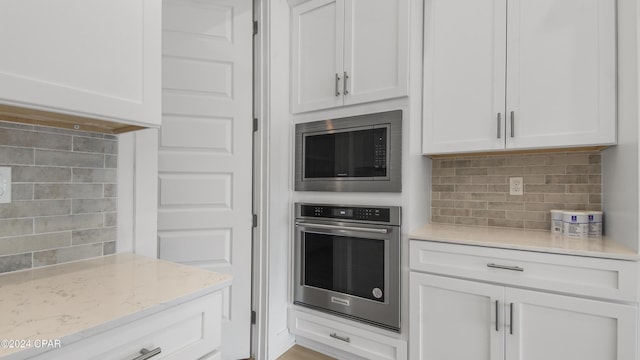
[374,129,387,171]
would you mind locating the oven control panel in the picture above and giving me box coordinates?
[301,205,391,222]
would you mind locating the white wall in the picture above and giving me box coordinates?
[265,0,297,358]
[117,132,135,254]
[116,129,159,257]
[603,0,639,252]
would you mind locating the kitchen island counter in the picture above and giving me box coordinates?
[0,253,231,359]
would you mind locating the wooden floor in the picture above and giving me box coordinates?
[277,345,336,360]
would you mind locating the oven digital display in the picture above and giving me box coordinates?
[332,208,353,217]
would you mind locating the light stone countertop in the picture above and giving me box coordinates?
[0,253,232,359]
[410,223,640,261]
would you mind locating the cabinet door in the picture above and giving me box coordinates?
[506,288,638,360]
[505,0,616,149]
[410,272,504,360]
[342,0,408,106]
[422,0,507,155]
[0,0,161,127]
[291,0,344,113]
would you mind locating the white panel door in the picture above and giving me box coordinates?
[291,0,344,113]
[505,0,616,149]
[0,0,161,127]
[343,0,409,105]
[422,0,507,154]
[159,1,252,359]
[410,273,504,360]
[506,288,638,360]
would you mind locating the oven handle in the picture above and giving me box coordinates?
[295,222,389,234]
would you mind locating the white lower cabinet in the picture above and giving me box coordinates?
[289,308,407,360]
[409,241,639,360]
[410,273,504,360]
[507,288,636,360]
[30,292,222,360]
[410,273,637,360]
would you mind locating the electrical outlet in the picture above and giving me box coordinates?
[0,167,11,204]
[509,177,523,196]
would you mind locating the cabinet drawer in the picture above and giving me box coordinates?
[31,292,222,360]
[289,308,407,360]
[409,240,639,302]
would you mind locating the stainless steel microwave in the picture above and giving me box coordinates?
[294,110,402,192]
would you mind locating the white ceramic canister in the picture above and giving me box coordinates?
[563,211,589,238]
[550,210,564,234]
[588,211,603,237]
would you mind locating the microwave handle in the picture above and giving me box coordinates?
[295,222,389,234]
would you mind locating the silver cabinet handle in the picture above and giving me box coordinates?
[487,263,524,272]
[132,347,161,360]
[296,222,388,234]
[343,71,349,95]
[497,113,502,139]
[335,73,341,96]
[510,111,515,137]
[509,303,514,335]
[495,300,499,332]
[330,332,350,343]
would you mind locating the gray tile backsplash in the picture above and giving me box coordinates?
[0,120,117,273]
[431,151,602,230]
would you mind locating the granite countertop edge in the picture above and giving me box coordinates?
[409,223,640,261]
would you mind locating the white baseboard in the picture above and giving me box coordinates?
[269,328,295,360]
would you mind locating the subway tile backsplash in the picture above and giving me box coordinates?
[431,151,602,231]
[0,121,117,273]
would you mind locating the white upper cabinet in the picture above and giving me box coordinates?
[422,0,507,154]
[291,0,344,112]
[505,0,616,150]
[342,0,409,106]
[423,0,616,155]
[0,0,161,132]
[291,0,409,113]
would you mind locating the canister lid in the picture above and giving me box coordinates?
[562,210,588,215]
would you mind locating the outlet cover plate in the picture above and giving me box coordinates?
[0,167,11,204]
[509,177,523,196]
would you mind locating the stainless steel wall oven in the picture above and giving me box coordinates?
[294,203,401,332]
[294,110,402,192]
